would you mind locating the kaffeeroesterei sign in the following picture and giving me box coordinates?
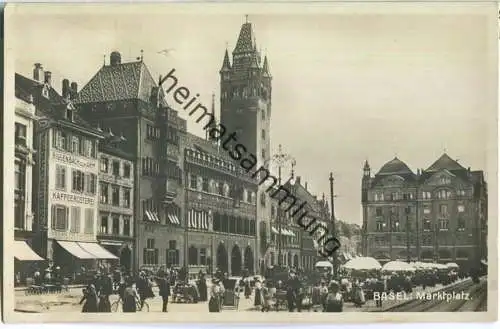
[51,191,95,205]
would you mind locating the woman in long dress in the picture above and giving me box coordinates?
[254,279,262,307]
[323,281,343,313]
[122,279,139,313]
[80,284,98,313]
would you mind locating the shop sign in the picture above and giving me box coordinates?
[53,151,96,169]
[52,191,95,205]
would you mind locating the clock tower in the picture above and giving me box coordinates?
[220,19,273,270]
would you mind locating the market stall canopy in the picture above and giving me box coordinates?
[382,261,415,272]
[315,261,333,268]
[446,262,459,268]
[342,257,381,270]
[13,241,44,261]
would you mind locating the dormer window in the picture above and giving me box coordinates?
[42,86,49,99]
[66,108,74,122]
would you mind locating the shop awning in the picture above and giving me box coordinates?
[271,227,280,234]
[145,210,160,222]
[57,240,95,259]
[168,213,180,225]
[288,230,296,237]
[14,241,44,261]
[78,242,119,260]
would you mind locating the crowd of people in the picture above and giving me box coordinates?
[73,260,483,313]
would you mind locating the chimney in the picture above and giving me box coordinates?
[33,63,44,82]
[44,71,52,86]
[296,176,301,185]
[305,182,308,190]
[62,79,70,99]
[110,51,121,66]
[70,82,78,99]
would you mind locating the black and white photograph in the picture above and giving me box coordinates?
[2,2,497,323]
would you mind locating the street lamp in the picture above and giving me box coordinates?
[329,173,339,277]
[269,144,295,268]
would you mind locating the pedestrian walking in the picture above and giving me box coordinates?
[79,284,98,313]
[158,273,171,312]
[97,274,113,312]
[122,279,139,313]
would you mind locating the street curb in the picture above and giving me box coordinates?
[15,284,86,292]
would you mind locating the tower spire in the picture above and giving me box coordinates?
[220,48,231,72]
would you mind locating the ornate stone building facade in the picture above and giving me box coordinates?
[181,133,258,277]
[76,52,183,271]
[361,154,487,269]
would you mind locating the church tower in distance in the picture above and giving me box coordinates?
[220,19,272,271]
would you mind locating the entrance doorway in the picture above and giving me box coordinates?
[231,245,242,276]
[244,246,254,274]
[120,246,131,271]
[216,243,228,274]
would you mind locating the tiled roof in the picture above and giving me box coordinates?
[377,157,414,176]
[99,143,135,161]
[233,22,255,54]
[426,153,465,172]
[272,180,325,216]
[75,61,158,105]
[181,132,234,162]
[15,73,99,133]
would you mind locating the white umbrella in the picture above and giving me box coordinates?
[446,262,459,268]
[382,261,415,272]
[342,257,382,270]
[315,261,333,268]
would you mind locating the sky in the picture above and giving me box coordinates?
[8,4,497,225]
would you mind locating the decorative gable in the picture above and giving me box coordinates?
[374,175,405,188]
[423,169,466,187]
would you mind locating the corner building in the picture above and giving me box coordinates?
[219,21,273,272]
[361,154,488,271]
[14,81,43,282]
[17,66,113,276]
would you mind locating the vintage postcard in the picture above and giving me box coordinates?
[2,2,498,324]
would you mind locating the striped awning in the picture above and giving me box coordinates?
[271,227,280,234]
[188,209,209,230]
[144,210,160,222]
[167,213,180,225]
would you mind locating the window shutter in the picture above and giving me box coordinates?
[154,249,159,265]
[65,207,69,230]
[175,249,180,265]
[51,205,55,229]
[143,249,148,265]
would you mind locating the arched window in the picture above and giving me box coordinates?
[260,192,266,207]
[188,246,198,265]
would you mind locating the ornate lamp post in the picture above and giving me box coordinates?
[269,144,295,267]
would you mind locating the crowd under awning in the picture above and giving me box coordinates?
[57,240,118,260]
[14,240,44,261]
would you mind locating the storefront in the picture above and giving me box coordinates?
[52,240,118,281]
[13,240,45,285]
